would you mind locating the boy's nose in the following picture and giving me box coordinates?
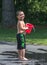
[20,15,25,18]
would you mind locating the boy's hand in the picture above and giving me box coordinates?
[26,27,28,30]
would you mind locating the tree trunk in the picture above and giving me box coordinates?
[2,0,16,28]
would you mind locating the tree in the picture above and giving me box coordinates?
[0,0,2,23]
[2,0,16,27]
[15,0,29,21]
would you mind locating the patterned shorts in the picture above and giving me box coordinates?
[16,33,26,50]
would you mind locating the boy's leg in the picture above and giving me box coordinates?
[18,49,28,60]
[22,49,28,60]
[18,49,23,60]
[22,49,25,58]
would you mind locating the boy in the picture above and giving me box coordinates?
[16,11,28,60]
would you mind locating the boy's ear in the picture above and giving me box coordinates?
[17,16,18,18]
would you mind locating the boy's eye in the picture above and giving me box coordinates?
[19,14,24,16]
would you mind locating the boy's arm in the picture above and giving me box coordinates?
[20,22,28,30]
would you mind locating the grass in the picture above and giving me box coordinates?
[0,25,47,45]
[26,25,47,45]
[0,27,16,42]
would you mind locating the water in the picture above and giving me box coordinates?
[0,52,40,65]
[0,42,47,65]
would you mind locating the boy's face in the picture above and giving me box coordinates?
[17,12,25,21]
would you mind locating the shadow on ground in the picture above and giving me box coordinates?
[0,42,47,65]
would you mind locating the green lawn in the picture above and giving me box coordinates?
[0,25,47,45]
[26,25,47,45]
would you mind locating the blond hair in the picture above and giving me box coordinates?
[16,11,24,16]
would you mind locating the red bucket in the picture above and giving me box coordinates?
[25,23,34,34]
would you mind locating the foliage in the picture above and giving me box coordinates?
[0,0,2,8]
[0,0,2,22]
[14,0,47,24]
[0,0,47,25]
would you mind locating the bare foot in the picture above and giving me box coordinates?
[19,57,28,61]
[23,57,28,60]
